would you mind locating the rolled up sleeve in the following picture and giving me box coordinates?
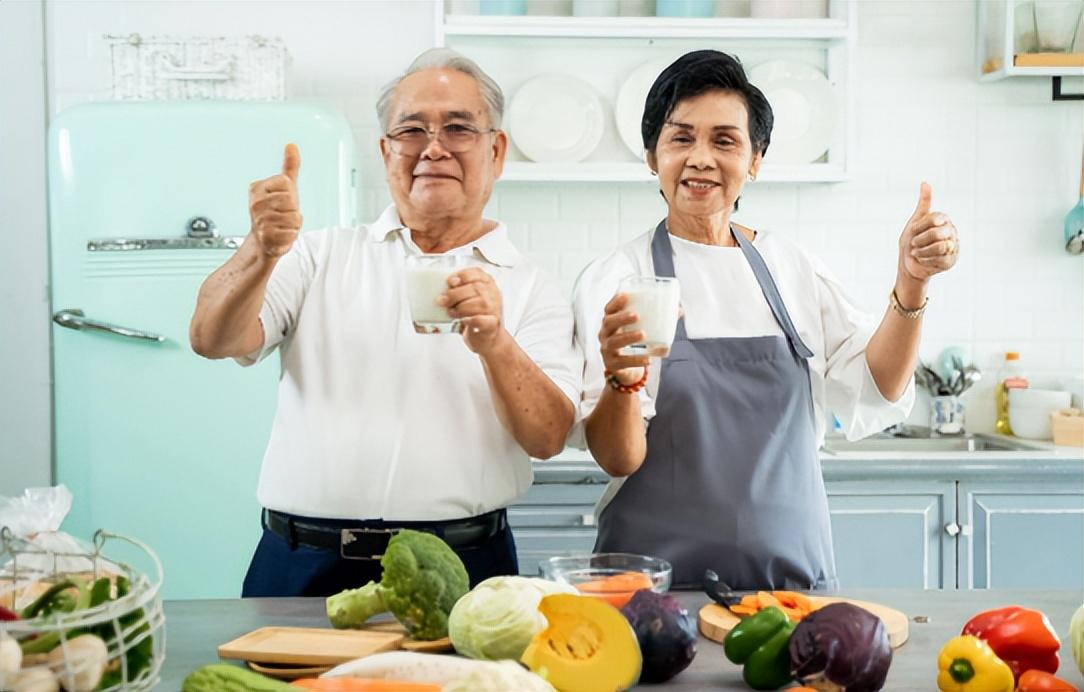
[816,260,915,440]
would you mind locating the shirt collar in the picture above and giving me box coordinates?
[368,204,521,268]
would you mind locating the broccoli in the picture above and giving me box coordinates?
[326,529,469,641]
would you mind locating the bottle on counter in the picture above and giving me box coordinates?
[994,351,1029,435]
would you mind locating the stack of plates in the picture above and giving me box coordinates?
[613,59,673,160]
[747,59,836,164]
[507,74,605,162]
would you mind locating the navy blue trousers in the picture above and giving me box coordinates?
[241,511,519,597]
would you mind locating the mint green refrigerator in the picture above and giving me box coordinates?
[49,102,356,598]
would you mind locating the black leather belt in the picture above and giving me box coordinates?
[263,508,507,561]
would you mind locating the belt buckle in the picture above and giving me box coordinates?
[340,527,398,561]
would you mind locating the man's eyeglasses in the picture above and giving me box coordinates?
[385,123,497,156]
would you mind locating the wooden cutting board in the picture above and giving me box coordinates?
[698,596,909,648]
[364,621,454,652]
[218,626,405,666]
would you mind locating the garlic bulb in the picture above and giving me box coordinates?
[0,632,23,688]
[46,635,107,692]
[11,666,60,692]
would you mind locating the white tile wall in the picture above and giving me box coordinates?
[31,0,1084,435]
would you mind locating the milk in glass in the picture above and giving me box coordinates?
[405,254,465,333]
[619,276,681,357]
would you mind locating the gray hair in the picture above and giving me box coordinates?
[376,48,504,132]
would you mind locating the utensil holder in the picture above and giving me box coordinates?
[930,395,965,435]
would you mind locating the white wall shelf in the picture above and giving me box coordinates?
[443,15,849,40]
[436,1,857,183]
[976,0,1084,90]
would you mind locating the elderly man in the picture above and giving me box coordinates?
[189,48,578,597]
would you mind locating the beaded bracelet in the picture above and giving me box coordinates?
[604,366,649,394]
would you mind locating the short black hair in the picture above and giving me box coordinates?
[642,50,773,158]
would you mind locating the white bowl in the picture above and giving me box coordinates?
[1009,388,1072,410]
[1009,389,1071,439]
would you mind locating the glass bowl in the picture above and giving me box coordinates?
[538,553,672,608]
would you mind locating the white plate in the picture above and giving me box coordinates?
[507,74,604,163]
[746,60,836,164]
[614,59,673,160]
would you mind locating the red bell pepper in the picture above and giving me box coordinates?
[0,604,18,621]
[962,606,1061,683]
[1016,669,1079,691]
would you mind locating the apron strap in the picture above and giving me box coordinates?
[650,221,688,341]
[731,225,815,359]
[649,220,814,358]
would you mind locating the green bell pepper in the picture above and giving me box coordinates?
[723,605,797,690]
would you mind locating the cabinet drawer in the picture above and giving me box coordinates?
[519,483,607,506]
[508,506,597,529]
[513,527,598,550]
[515,528,599,576]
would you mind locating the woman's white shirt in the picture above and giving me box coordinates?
[571,228,915,450]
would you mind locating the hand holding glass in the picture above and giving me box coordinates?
[618,276,681,357]
[405,254,469,334]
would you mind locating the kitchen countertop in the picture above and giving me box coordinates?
[531,437,1084,485]
[160,589,1084,690]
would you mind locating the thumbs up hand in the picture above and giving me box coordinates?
[249,143,303,259]
[898,181,958,283]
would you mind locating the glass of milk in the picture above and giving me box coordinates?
[405,254,467,334]
[618,275,681,357]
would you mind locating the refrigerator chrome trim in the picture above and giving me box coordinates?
[87,237,245,251]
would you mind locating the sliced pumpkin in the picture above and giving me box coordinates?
[521,593,641,692]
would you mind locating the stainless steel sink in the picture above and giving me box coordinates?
[822,432,1045,454]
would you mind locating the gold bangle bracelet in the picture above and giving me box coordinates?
[890,289,928,319]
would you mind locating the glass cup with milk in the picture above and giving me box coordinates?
[405,254,468,334]
[618,275,682,357]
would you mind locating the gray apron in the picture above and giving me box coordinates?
[595,221,838,591]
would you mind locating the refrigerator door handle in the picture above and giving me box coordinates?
[53,309,166,343]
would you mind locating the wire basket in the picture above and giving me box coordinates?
[0,529,165,691]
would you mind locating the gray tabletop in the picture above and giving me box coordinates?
[161,589,1084,690]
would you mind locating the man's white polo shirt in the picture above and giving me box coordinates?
[239,205,581,521]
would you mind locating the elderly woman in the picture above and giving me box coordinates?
[573,50,958,590]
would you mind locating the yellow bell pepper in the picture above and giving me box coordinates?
[937,635,1015,692]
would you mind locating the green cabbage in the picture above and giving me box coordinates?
[448,576,576,661]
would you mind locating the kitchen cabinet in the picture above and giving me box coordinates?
[825,480,956,590]
[513,455,1084,589]
[435,2,856,182]
[977,0,1084,99]
[958,480,1084,589]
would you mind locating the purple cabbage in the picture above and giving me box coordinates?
[620,590,697,683]
[788,602,892,691]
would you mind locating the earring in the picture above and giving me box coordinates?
[747,172,756,182]
[650,170,658,176]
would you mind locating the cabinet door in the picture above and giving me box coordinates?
[826,481,956,589]
[509,479,607,576]
[959,482,1084,589]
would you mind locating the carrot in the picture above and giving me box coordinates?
[574,572,654,608]
[729,604,758,616]
[756,591,783,610]
[730,590,820,621]
[291,679,442,691]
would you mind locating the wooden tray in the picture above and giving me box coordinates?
[699,596,909,648]
[218,626,405,666]
[365,621,454,652]
[247,661,332,680]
